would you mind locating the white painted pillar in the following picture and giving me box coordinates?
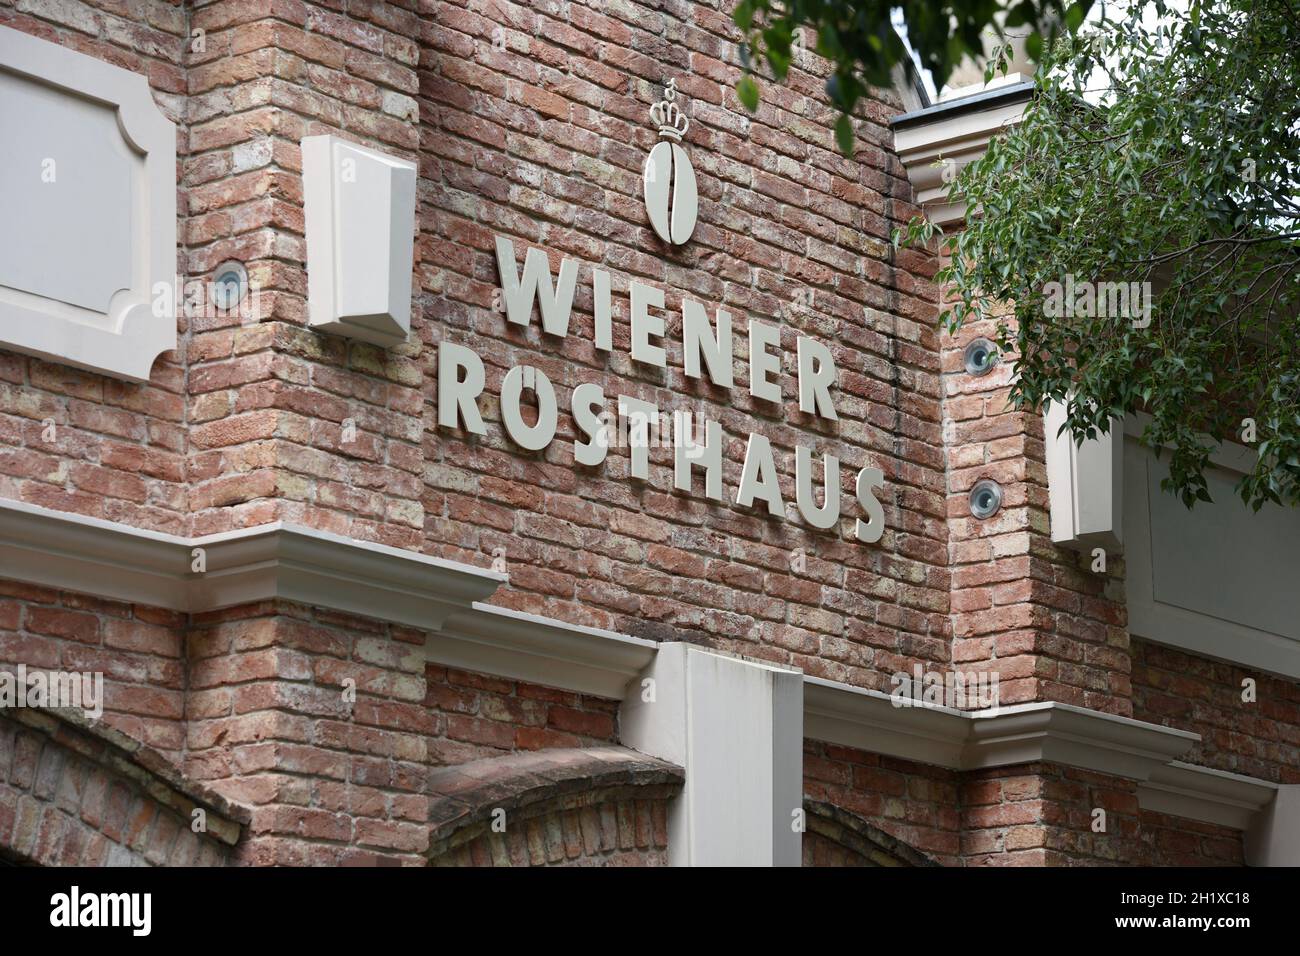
[619,642,803,866]
[1246,785,1300,866]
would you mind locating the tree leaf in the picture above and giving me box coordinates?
[737,75,759,112]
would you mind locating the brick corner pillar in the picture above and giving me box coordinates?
[619,643,803,866]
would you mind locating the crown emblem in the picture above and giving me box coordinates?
[649,78,690,141]
[643,78,698,245]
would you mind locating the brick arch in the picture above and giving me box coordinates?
[0,706,247,867]
[803,799,939,867]
[426,746,684,866]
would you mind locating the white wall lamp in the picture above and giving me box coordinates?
[302,134,417,348]
[1044,400,1123,551]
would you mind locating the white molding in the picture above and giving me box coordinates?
[430,603,657,698]
[892,85,1031,228]
[0,499,502,629]
[1123,412,1258,476]
[1139,761,1278,831]
[4,500,1287,842]
[805,677,1198,781]
[805,677,971,769]
[1124,430,1300,680]
[303,134,416,348]
[0,26,176,382]
[965,700,1198,780]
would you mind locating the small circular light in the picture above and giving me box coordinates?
[964,337,998,376]
[211,261,248,311]
[969,479,1003,519]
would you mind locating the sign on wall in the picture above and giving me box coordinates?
[435,82,886,543]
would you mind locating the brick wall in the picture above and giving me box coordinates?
[0,0,428,543]
[0,0,1295,868]
[425,745,681,865]
[1138,808,1244,866]
[1025,764,1242,866]
[184,0,426,542]
[182,601,620,864]
[0,587,621,865]
[803,739,961,865]
[802,829,874,866]
[802,798,941,865]
[0,581,188,756]
[807,747,1244,866]
[1132,638,1300,784]
[0,707,243,867]
[1,0,950,690]
[430,799,670,866]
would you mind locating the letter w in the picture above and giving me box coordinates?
[495,236,577,337]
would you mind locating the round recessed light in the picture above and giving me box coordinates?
[211,261,248,311]
[963,337,998,376]
[969,479,1003,519]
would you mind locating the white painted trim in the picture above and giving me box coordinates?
[805,676,1198,780]
[1123,431,1300,679]
[0,26,176,382]
[430,603,657,698]
[620,643,804,866]
[965,699,1198,780]
[892,94,1030,227]
[1123,412,1257,476]
[805,677,970,768]
[1139,761,1278,831]
[4,499,1287,843]
[0,499,502,629]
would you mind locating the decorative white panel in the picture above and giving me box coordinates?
[1044,400,1122,550]
[302,135,416,348]
[0,26,176,382]
[1125,425,1300,678]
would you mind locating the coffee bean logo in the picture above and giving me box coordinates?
[643,79,697,246]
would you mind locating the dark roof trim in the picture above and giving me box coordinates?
[890,80,1034,130]
[890,26,932,112]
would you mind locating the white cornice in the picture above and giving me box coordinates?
[965,701,1199,779]
[805,677,971,768]
[805,677,1198,781]
[1139,761,1279,831]
[0,499,503,629]
[430,603,658,698]
[891,83,1032,228]
[3,499,1284,836]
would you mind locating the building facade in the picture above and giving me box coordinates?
[0,0,1296,866]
